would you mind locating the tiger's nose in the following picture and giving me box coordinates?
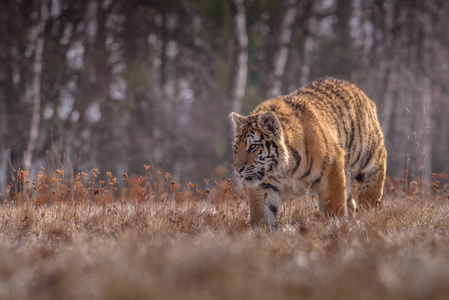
[234,166,245,173]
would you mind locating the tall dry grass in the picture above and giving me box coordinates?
[0,167,449,300]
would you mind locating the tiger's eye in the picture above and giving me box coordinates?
[248,144,259,152]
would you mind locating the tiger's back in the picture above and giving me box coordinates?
[231,77,386,230]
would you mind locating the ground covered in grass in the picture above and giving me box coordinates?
[0,169,449,300]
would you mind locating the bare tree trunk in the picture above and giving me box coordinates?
[0,148,8,195]
[433,85,448,172]
[24,0,49,171]
[160,11,169,96]
[230,0,248,114]
[299,16,316,86]
[380,4,405,136]
[350,0,368,82]
[265,0,298,98]
[86,0,99,47]
[335,0,353,78]
[420,7,436,183]
[380,66,399,136]
[420,78,433,183]
[299,1,318,86]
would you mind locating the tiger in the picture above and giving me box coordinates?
[230,77,387,230]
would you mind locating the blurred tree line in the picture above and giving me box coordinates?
[1,0,448,190]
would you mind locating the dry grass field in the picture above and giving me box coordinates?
[0,168,449,300]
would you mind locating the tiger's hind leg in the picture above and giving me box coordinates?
[357,161,386,210]
[316,157,347,217]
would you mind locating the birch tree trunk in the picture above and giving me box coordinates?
[230,0,248,114]
[299,2,316,86]
[24,0,49,171]
[381,65,399,136]
[265,0,298,98]
[419,8,436,184]
[380,3,404,136]
[420,78,433,184]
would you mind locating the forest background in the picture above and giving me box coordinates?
[1,0,448,191]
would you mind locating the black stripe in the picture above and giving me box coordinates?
[311,172,322,184]
[314,87,342,112]
[268,203,278,216]
[339,88,356,151]
[305,92,340,128]
[313,88,344,119]
[260,182,280,192]
[317,89,347,144]
[272,142,279,158]
[377,145,386,161]
[333,100,349,147]
[304,142,308,161]
[339,93,352,149]
[347,117,355,151]
[317,124,329,172]
[265,141,271,150]
[298,90,318,99]
[350,100,363,166]
[269,176,281,184]
[321,155,327,172]
[360,138,376,170]
[290,147,301,175]
[283,97,307,113]
[301,157,313,178]
[351,147,363,168]
[354,90,365,150]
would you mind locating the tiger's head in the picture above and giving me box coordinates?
[230,111,289,185]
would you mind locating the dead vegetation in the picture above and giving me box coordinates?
[0,167,449,300]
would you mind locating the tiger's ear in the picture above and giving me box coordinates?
[258,112,280,137]
[230,112,247,128]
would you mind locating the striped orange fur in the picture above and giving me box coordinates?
[231,77,387,230]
